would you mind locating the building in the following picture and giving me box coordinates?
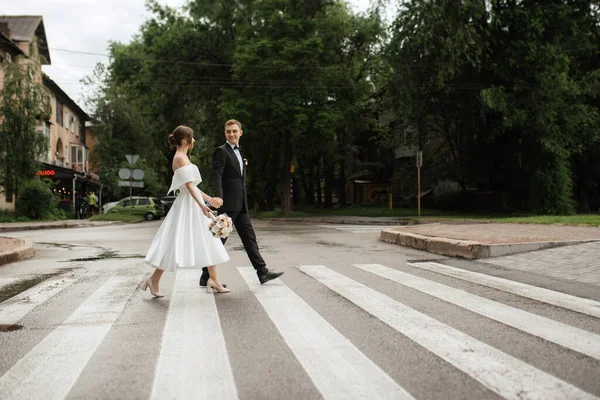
[40,74,101,212]
[0,15,101,213]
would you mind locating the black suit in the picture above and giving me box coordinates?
[201,142,267,279]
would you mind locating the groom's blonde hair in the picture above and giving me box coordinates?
[225,119,242,130]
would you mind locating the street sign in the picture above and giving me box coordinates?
[125,154,140,166]
[132,169,145,180]
[118,180,144,188]
[118,168,132,180]
[416,151,423,168]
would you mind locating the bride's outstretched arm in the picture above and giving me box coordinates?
[185,182,211,217]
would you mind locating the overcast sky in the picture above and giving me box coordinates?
[3,0,376,111]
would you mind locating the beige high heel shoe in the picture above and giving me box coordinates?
[142,277,164,298]
[206,278,231,293]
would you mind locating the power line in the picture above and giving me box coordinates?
[48,47,352,71]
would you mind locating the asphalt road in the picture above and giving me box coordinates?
[0,219,599,400]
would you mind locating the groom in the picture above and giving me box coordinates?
[200,119,284,286]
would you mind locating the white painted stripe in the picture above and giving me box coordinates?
[355,263,600,361]
[0,278,18,290]
[239,267,412,400]
[151,269,238,400]
[238,267,413,400]
[300,265,597,400]
[410,262,600,319]
[0,275,78,325]
[0,274,143,400]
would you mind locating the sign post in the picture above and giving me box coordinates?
[416,151,423,217]
[121,155,143,214]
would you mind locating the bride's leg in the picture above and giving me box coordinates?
[207,265,230,292]
[207,265,218,284]
[151,268,164,291]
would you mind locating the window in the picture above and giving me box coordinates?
[64,110,69,129]
[56,100,63,126]
[137,198,149,206]
[120,199,132,207]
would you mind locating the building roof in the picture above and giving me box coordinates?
[0,16,50,64]
[0,30,25,56]
[43,74,89,121]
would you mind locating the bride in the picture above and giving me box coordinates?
[143,125,230,297]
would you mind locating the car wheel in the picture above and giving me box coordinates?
[145,212,155,221]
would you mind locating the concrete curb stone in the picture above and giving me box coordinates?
[380,227,600,259]
[0,238,35,266]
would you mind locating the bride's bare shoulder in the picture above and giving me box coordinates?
[172,155,191,171]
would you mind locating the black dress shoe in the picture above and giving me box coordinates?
[258,270,284,285]
[199,278,226,288]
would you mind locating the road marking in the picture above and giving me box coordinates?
[0,278,18,290]
[300,265,596,400]
[151,269,238,400]
[354,263,600,361]
[239,267,413,400]
[0,274,143,399]
[0,275,78,325]
[409,262,600,319]
[318,225,387,233]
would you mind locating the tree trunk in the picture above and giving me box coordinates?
[324,158,334,208]
[315,161,323,206]
[338,159,346,207]
[305,164,315,205]
[579,187,590,213]
[279,138,293,215]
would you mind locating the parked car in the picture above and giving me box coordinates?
[107,196,164,221]
[160,196,177,215]
[101,201,119,214]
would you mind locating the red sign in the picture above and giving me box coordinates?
[36,170,55,177]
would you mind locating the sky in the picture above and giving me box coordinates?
[2,0,376,112]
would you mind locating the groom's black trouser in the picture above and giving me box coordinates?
[202,209,267,279]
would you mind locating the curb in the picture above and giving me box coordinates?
[0,221,123,233]
[0,238,35,266]
[256,217,417,226]
[380,228,600,259]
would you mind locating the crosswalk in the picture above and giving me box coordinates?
[0,261,599,399]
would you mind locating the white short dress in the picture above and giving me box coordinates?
[144,164,230,271]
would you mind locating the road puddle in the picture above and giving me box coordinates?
[0,324,23,332]
[0,271,68,303]
[65,250,144,262]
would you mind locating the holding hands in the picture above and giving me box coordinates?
[210,197,223,209]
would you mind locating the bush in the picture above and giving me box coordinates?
[16,179,60,220]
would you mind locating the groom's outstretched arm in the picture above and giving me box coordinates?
[211,147,226,198]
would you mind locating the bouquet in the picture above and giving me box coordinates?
[208,213,233,238]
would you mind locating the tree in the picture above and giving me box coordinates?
[0,57,50,202]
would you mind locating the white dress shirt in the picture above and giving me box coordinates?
[228,142,244,175]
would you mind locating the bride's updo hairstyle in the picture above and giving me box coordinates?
[168,125,194,147]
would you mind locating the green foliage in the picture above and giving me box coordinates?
[385,0,600,214]
[83,0,600,216]
[0,58,50,201]
[16,179,60,220]
[89,213,144,223]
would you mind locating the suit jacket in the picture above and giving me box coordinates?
[211,143,248,212]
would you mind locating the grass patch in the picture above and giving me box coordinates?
[252,210,310,218]
[482,215,600,226]
[89,214,145,223]
[251,205,600,226]
[0,210,30,223]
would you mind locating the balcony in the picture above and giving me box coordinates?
[71,162,88,173]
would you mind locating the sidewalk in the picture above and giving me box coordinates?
[381,222,600,259]
[258,215,415,225]
[0,220,121,267]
